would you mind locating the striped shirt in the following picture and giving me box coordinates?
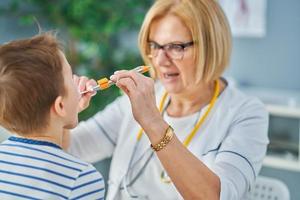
[0,136,105,200]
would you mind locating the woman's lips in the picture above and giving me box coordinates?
[162,73,180,82]
[163,73,179,78]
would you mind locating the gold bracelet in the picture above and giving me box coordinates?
[151,125,174,151]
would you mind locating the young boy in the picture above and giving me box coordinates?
[0,33,105,199]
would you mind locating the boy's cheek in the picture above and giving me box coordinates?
[72,84,81,101]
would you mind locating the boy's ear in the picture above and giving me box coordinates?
[53,96,66,117]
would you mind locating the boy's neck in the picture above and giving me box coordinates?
[19,125,64,148]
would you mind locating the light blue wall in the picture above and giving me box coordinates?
[226,0,300,90]
[0,0,43,43]
[226,1,300,199]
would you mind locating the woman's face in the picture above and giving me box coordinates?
[149,14,196,94]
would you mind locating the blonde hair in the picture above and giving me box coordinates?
[138,0,232,82]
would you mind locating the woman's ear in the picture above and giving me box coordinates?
[53,96,66,117]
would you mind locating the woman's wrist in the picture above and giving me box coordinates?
[151,125,174,151]
[142,117,170,145]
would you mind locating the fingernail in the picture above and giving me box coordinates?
[87,86,93,91]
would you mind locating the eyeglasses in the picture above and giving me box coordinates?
[148,41,194,60]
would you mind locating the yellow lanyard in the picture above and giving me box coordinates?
[136,79,220,146]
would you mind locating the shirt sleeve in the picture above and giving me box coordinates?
[212,98,269,200]
[68,95,131,163]
[69,164,105,200]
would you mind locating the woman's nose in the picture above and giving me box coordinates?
[155,49,172,66]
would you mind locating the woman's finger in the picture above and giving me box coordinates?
[115,77,137,95]
[114,70,127,74]
[111,70,143,88]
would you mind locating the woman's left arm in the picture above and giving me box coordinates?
[111,71,221,200]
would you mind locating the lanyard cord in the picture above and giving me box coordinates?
[183,80,219,146]
[121,79,221,189]
[136,79,220,146]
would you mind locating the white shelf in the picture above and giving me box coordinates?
[238,86,300,112]
[263,156,300,172]
[266,104,300,118]
[238,86,300,172]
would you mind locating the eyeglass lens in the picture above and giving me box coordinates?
[148,41,193,60]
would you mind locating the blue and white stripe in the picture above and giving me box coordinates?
[0,136,105,199]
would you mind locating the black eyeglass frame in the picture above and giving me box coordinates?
[147,41,194,60]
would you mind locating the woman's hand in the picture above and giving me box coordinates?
[110,70,162,128]
[73,74,97,112]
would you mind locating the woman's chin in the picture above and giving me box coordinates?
[162,83,182,94]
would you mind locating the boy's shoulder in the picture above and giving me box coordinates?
[0,136,98,173]
[0,136,105,199]
[0,136,105,183]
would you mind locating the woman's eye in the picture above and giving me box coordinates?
[170,44,183,51]
[150,43,159,49]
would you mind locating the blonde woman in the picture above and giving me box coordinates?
[69,0,269,199]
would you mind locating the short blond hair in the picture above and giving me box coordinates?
[138,0,232,82]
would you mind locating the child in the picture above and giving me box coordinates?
[0,32,105,199]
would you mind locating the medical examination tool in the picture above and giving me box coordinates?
[80,65,150,95]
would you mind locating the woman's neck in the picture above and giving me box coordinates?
[166,79,225,117]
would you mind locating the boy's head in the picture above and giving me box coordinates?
[0,32,80,135]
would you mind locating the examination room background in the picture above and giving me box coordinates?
[0,0,299,199]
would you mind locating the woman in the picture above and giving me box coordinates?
[69,0,269,199]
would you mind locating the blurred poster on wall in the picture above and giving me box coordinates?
[219,0,267,37]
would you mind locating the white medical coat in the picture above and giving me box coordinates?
[69,80,269,200]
